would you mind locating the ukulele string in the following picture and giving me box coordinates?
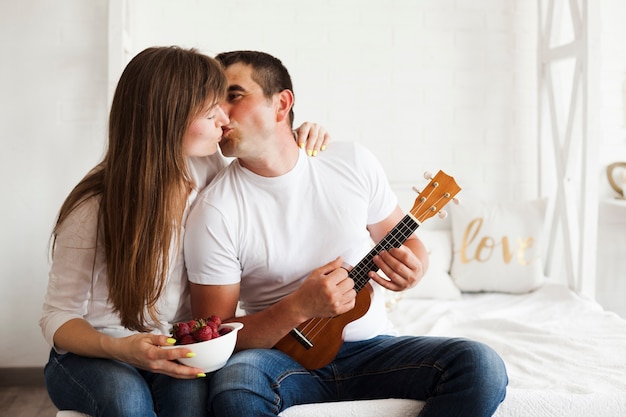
[414,192,450,223]
[297,316,332,344]
[411,180,449,222]
[299,316,325,335]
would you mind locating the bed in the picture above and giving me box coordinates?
[57,222,626,417]
[56,284,626,417]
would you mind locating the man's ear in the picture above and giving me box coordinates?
[275,89,294,123]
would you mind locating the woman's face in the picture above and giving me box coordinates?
[182,104,229,157]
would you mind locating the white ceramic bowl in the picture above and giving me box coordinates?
[163,322,244,372]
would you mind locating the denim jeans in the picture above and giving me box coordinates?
[209,336,508,417]
[44,349,211,417]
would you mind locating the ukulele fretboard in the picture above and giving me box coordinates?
[349,214,420,292]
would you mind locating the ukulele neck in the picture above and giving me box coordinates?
[349,214,420,292]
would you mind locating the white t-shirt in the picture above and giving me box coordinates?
[40,153,228,350]
[185,142,398,341]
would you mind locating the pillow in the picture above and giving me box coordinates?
[402,229,462,300]
[449,199,547,293]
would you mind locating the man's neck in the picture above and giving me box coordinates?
[238,129,299,178]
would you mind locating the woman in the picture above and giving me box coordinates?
[40,46,327,417]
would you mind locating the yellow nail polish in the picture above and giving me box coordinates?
[186,352,196,358]
[321,145,326,151]
[166,338,176,345]
[312,150,318,157]
[307,149,313,156]
[299,142,305,149]
[197,373,206,378]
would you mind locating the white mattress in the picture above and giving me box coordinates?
[281,283,626,416]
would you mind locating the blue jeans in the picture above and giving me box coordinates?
[209,336,508,417]
[44,349,211,417]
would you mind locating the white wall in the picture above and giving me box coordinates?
[0,0,109,367]
[126,0,541,209]
[596,0,626,317]
[599,0,626,177]
[1,0,624,368]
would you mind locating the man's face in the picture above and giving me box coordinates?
[220,62,276,158]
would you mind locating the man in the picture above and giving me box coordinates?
[184,50,508,417]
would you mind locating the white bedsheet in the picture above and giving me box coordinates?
[281,283,626,416]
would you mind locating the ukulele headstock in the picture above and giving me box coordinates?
[409,170,461,224]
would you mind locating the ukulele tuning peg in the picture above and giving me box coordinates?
[411,186,421,194]
[423,171,433,180]
[438,210,448,219]
[453,197,460,205]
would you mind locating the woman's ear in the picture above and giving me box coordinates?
[275,89,294,123]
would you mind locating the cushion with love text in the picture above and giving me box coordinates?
[449,199,547,293]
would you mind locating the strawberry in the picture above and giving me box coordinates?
[219,327,232,336]
[173,322,192,340]
[205,320,218,333]
[209,314,222,327]
[170,314,226,345]
[193,325,213,342]
[179,334,196,345]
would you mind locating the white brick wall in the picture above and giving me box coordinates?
[1,0,624,367]
[128,0,540,208]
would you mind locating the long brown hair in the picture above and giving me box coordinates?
[53,46,227,332]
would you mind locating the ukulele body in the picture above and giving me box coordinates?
[274,283,373,370]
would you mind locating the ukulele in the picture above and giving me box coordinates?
[274,170,461,370]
